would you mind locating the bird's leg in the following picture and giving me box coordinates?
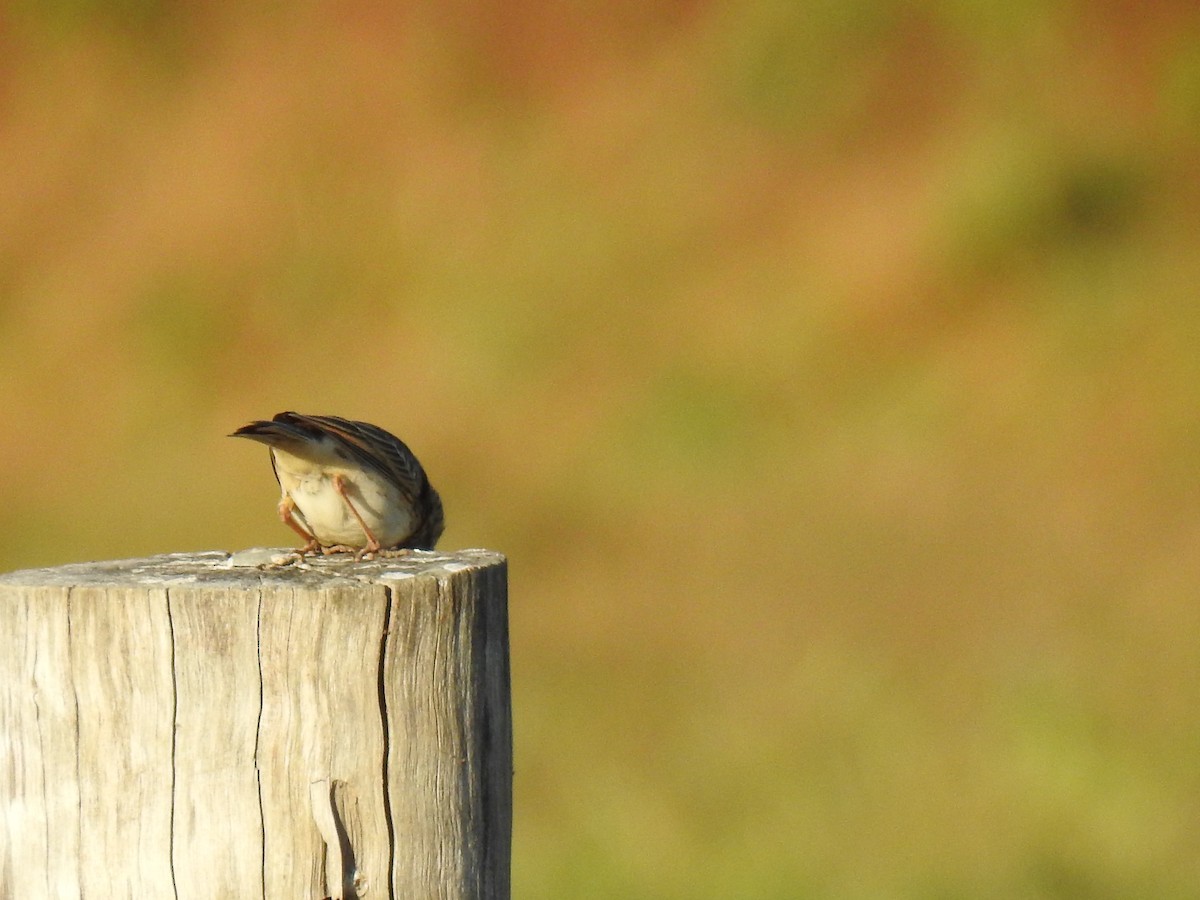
[278,496,320,555]
[332,474,382,558]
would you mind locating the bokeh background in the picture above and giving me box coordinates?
[4,1,1200,896]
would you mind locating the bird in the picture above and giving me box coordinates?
[230,411,444,556]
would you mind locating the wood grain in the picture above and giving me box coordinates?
[0,549,510,899]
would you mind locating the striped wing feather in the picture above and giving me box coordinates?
[275,412,426,503]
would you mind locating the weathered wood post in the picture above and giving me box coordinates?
[0,548,511,899]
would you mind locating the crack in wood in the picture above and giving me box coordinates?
[311,779,360,899]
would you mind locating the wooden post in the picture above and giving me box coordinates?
[0,548,511,900]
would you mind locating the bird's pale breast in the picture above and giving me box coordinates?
[270,446,415,547]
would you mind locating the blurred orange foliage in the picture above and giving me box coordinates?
[3,1,1200,894]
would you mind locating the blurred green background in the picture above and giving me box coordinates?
[4,1,1200,896]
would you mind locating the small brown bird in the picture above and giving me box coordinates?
[231,411,444,555]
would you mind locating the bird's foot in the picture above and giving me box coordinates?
[354,540,384,561]
[286,540,321,560]
[375,547,415,559]
[319,544,359,556]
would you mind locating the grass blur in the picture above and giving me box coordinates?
[4,1,1200,895]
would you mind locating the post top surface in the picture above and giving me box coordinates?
[0,548,506,588]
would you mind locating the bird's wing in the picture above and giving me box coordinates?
[275,412,428,504]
